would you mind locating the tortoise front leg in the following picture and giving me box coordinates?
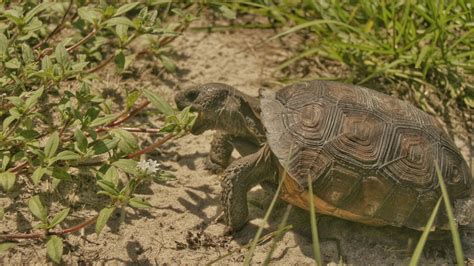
[205,132,234,174]
[220,145,275,233]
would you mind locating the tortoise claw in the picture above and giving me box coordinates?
[203,159,226,174]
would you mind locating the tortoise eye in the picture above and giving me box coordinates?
[184,89,200,103]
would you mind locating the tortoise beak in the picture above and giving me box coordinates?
[189,112,207,135]
[175,89,201,111]
[175,90,207,134]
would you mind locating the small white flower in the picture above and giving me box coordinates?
[137,159,161,175]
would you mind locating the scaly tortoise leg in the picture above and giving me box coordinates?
[220,145,275,233]
[205,132,234,174]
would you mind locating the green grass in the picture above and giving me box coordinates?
[409,163,466,265]
[307,174,322,265]
[408,197,442,266]
[210,1,470,264]
[243,172,286,265]
[263,204,292,265]
[223,0,474,112]
[435,163,465,265]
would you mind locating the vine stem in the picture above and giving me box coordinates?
[107,100,151,128]
[66,28,97,53]
[51,215,98,235]
[0,215,98,240]
[10,100,151,172]
[127,133,174,159]
[96,127,163,134]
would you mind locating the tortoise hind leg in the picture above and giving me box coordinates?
[221,145,275,233]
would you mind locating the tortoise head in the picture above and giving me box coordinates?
[175,83,262,136]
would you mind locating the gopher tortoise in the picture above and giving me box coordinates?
[175,80,472,233]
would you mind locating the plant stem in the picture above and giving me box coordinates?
[107,100,151,128]
[0,215,98,240]
[96,127,163,134]
[51,215,98,235]
[66,28,98,53]
[126,133,174,159]
[33,0,74,49]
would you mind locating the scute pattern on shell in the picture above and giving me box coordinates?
[261,80,472,229]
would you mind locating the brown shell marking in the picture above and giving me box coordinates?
[261,80,472,229]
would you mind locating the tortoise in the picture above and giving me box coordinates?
[175,80,473,233]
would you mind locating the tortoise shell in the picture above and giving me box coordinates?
[260,80,472,230]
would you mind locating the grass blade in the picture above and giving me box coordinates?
[266,20,361,43]
[206,224,293,265]
[263,204,292,265]
[435,163,465,265]
[409,197,442,266]
[244,173,286,265]
[307,174,322,265]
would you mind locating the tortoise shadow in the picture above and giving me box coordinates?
[231,188,468,265]
[176,184,221,230]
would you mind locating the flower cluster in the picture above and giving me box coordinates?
[137,159,161,176]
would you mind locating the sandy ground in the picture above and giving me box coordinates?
[1,19,473,265]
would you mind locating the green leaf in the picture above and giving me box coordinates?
[115,24,129,42]
[55,44,69,67]
[25,87,44,110]
[1,155,10,172]
[159,55,176,73]
[143,89,175,116]
[0,242,15,253]
[74,129,88,153]
[18,129,40,140]
[96,179,120,196]
[92,138,120,155]
[28,195,48,223]
[78,7,101,25]
[115,2,140,16]
[104,16,135,27]
[23,17,43,32]
[54,151,81,161]
[219,5,236,19]
[4,9,23,25]
[114,50,125,72]
[126,91,141,109]
[41,55,53,71]
[46,236,63,264]
[90,114,119,127]
[2,116,17,131]
[44,132,60,158]
[6,96,24,108]
[112,159,138,175]
[0,171,16,191]
[103,6,116,17]
[5,58,21,69]
[24,3,52,23]
[96,207,115,235]
[21,43,35,63]
[129,197,152,209]
[155,171,176,182]
[52,167,71,180]
[31,167,46,185]
[104,165,119,186]
[0,33,8,58]
[52,177,62,189]
[48,208,70,228]
[111,129,138,154]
